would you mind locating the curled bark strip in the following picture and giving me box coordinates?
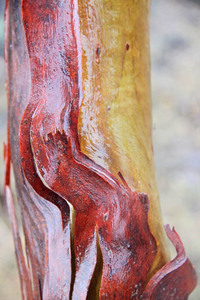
[4,142,33,300]
[22,180,72,299]
[5,140,72,299]
[5,133,71,299]
[142,225,197,299]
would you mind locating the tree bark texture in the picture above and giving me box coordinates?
[4,0,197,299]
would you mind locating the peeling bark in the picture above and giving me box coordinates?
[4,0,197,299]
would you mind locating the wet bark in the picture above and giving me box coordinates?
[4,0,197,299]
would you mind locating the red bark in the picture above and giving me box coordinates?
[5,0,197,299]
[142,225,197,299]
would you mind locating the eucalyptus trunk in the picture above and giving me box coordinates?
[4,0,197,299]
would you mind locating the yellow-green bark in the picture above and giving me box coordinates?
[78,0,170,277]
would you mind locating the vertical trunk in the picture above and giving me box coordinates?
[77,1,169,276]
[4,0,196,299]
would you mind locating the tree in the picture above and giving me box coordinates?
[4,0,197,298]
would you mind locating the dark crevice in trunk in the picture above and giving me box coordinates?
[69,206,76,300]
[86,230,103,300]
[38,274,43,300]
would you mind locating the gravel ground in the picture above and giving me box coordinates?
[151,1,200,299]
[0,0,199,298]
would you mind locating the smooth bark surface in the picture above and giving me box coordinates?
[4,0,197,299]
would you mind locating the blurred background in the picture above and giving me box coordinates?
[0,0,199,298]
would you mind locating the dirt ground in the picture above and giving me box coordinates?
[0,0,199,299]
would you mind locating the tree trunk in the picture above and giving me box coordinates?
[4,0,197,299]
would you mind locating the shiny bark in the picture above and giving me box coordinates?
[4,0,197,299]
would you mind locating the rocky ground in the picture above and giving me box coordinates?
[0,0,199,298]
